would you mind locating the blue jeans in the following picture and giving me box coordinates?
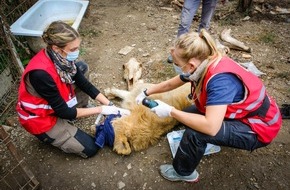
[177,0,218,37]
[173,105,268,176]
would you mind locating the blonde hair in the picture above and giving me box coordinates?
[174,29,222,95]
[42,21,80,48]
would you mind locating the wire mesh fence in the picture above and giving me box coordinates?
[1,0,37,25]
[0,0,36,126]
[0,0,35,121]
[0,125,39,190]
[0,1,39,189]
[0,20,22,123]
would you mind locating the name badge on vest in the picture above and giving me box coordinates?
[67,96,78,108]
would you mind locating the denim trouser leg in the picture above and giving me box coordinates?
[177,0,201,37]
[198,0,218,32]
[173,105,268,176]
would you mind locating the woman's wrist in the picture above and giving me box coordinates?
[144,89,149,96]
[97,106,102,114]
[169,107,176,117]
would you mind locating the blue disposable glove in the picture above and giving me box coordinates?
[151,100,174,118]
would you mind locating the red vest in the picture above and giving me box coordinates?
[192,57,282,143]
[16,49,72,134]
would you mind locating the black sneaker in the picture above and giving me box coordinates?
[280,104,290,119]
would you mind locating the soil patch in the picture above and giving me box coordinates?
[1,0,290,189]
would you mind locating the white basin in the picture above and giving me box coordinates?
[10,0,89,36]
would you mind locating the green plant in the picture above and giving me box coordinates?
[219,17,237,26]
[22,58,30,67]
[13,38,32,68]
[276,72,290,80]
[80,48,86,56]
[79,29,101,37]
[259,32,275,44]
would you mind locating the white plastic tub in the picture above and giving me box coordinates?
[10,0,89,36]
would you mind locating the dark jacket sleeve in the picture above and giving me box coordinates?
[29,70,77,119]
[73,66,100,99]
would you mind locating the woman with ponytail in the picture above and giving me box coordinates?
[135,29,282,182]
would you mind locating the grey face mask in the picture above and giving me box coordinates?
[188,59,209,83]
[188,56,223,83]
[173,64,183,75]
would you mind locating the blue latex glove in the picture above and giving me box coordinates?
[151,100,174,118]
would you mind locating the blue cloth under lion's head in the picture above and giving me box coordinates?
[94,113,121,148]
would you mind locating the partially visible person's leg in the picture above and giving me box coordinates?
[172,119,268,176]
[160,105,268,181]
[280,104,290,119]
[35,118,99,158]
[177,0,201,37]
[74,61,90,108]
[198,0,218,32]
[168,0,200,65]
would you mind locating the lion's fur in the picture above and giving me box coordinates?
[105,82,191,155]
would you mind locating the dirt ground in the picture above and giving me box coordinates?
[1,0,290,189]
